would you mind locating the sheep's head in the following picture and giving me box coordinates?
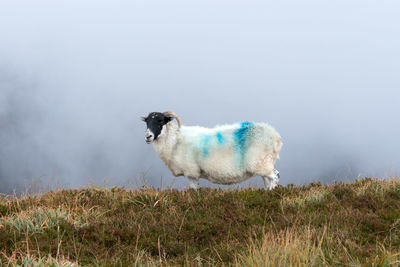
[140,111,181,144]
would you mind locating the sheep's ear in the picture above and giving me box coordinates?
[140,116,147,121]
[164,116,173,123]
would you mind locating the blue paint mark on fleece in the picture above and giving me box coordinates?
[233,121,253,166]
[216,132,224,145]
[201,135,211,157]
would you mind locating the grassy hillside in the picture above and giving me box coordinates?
[0,178,399,266]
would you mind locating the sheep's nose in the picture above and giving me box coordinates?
[146,134,153,140]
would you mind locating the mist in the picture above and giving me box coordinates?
[1,1,400,193]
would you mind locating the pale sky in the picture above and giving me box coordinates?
[1,1,400,192]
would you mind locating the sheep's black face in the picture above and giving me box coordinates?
[141,112,173,144]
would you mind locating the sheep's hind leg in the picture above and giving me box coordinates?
[262,169,280,190]
[187,177,199,189]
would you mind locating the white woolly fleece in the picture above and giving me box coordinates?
[152,121,282,189]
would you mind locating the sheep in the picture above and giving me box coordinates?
[141,111,282,189]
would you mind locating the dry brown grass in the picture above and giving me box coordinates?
[0,178,399,266]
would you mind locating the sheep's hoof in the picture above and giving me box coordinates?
[188,179,199,189]
[273,169,280,179]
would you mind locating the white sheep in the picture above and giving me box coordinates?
[141,111,282,189]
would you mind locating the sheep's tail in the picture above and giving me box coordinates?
[273,137,282,160]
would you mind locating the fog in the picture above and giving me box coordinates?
[1,1,400,193]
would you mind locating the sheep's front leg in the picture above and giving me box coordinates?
[187,177,199,189]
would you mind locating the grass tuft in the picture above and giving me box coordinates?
[0,178,399,266]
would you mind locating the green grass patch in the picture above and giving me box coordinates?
[0,178,399,266]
